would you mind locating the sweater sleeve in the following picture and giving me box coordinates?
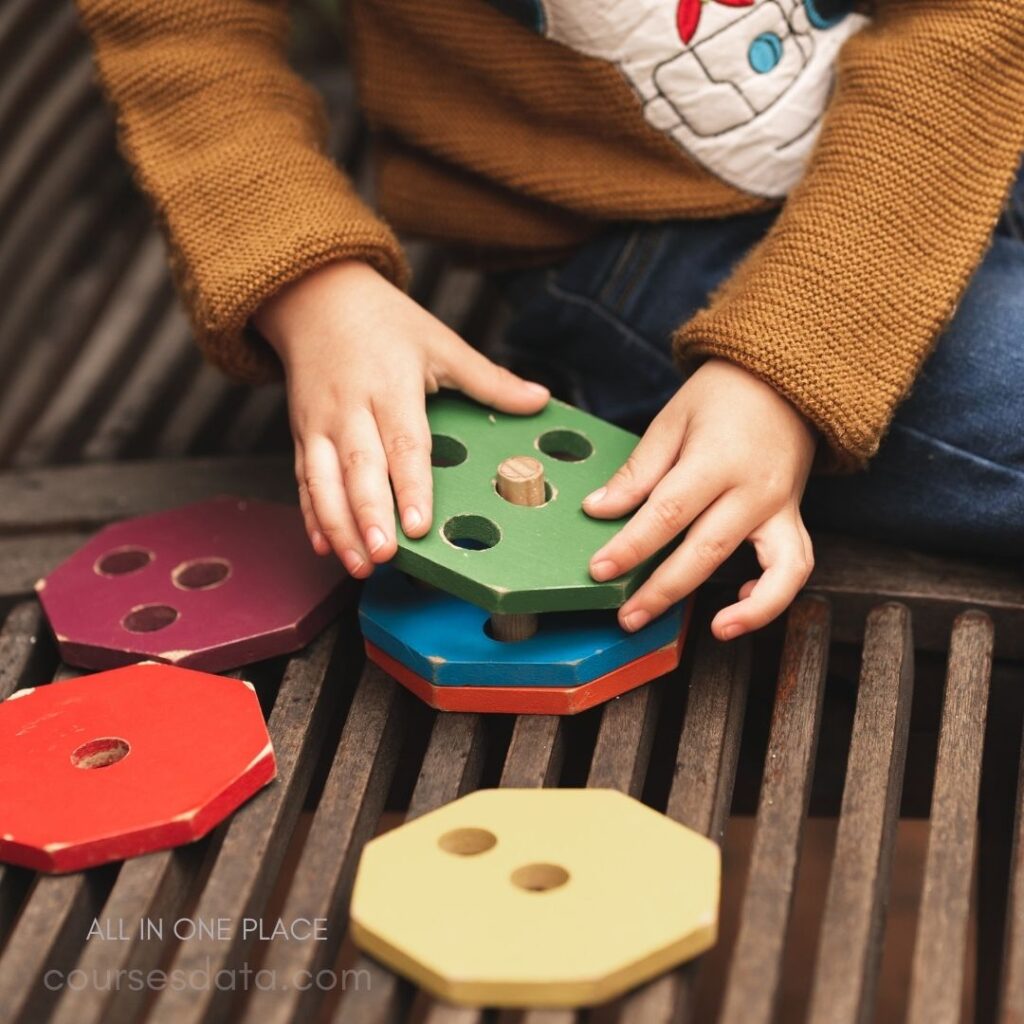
[75,0,409,383]
[674,0,1024,469]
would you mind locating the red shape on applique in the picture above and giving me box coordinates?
[676,0,756,45]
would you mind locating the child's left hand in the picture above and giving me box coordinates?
[583,358,817,640]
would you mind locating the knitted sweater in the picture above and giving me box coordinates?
[76,0,1024,467]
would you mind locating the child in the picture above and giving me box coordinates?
[76,0,1024,640]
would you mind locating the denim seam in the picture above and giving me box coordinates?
[542,274,679,374]
[891,421,1024,480]
[597,230,643,307]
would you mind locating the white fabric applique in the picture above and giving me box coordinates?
[488,0,869,198]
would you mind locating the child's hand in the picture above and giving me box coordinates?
[254,260,550,577]
[584,359,817,640]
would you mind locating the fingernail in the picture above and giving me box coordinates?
[525,382,550,396]
[342,550,365,575]
[311,530,325,551]
[584,487,607,506]
[402,507,422,533]
[591,559,618,582]
[623,609,651,632]
[366,526,387,554]
[721,624,742,641]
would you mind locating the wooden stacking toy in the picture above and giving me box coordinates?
[350,788,720,1007]
[0,663,275,873]
[362,395,689,714]
[394,395,659,612]
[37,497,346,672]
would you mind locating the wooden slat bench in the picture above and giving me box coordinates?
[2,3,1024,1021]
[1,459,1023,1023]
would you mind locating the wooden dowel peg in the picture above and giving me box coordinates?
[490,457,546,642]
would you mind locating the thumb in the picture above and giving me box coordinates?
[441,343,550,416]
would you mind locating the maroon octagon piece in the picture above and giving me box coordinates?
[37,497,345,671]
[0,663,275,873]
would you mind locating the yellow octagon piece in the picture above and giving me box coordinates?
[349,788,720,1007]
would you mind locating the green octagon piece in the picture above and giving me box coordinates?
[392,394,658,614]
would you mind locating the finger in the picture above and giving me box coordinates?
[582,402,686,519]
[588,460,725,583]
[374,390,433,538]
[711,512,814,640]
[617,495,756,631]
[439,344,550,416]
[303,434,371,577]
[294,446,329,555]
[336,408,397,563]
[737,579,757,601]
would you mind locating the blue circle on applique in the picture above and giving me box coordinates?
[748,32,784,74]
[804,0,853,29]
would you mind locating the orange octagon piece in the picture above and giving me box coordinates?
[36,497,346,672]
[0,663,275,873]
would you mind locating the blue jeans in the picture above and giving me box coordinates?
[498,165,1024,558]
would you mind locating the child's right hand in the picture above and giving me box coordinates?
[253,260,551,578]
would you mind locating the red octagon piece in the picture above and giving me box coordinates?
[0,663,275,873]
[37,497,346,672]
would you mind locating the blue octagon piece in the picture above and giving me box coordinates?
[358,565,685,688]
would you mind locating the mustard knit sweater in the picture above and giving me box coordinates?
[76,0,1024,467]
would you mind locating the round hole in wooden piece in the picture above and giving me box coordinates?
[442,515,500,551]
[431,434,468,468]
[536,429,593,462]
[510,863,570,892]
[94,547,154,577]
[70,737,130,770]
[121,604,179,633]
[172,557,231,591]
[438,828,498,856]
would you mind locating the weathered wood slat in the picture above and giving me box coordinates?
[239,664,408,1024]
[153,364,242,458]
[0,456,292,533]
[221,386,288,456]
[0,866,117,1024]
[147,626,343,1024]
[0,0,48,64]
[586,677,662,796]
[81,303,196,462]
[0,533,91,605]
[499,715,564,789]
[906,611,994,1024]
[48,841,213,1024]
[0,601,50,700]
[0,207,150,466]
[13,233,174,467]
[616,613,751,1024]
[0,165,131,376]
[334,712,487,1024]
[806,603,914,1024]
[0,5,85,216]
[718,597,831,1024]
[998,714,1024,1024]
